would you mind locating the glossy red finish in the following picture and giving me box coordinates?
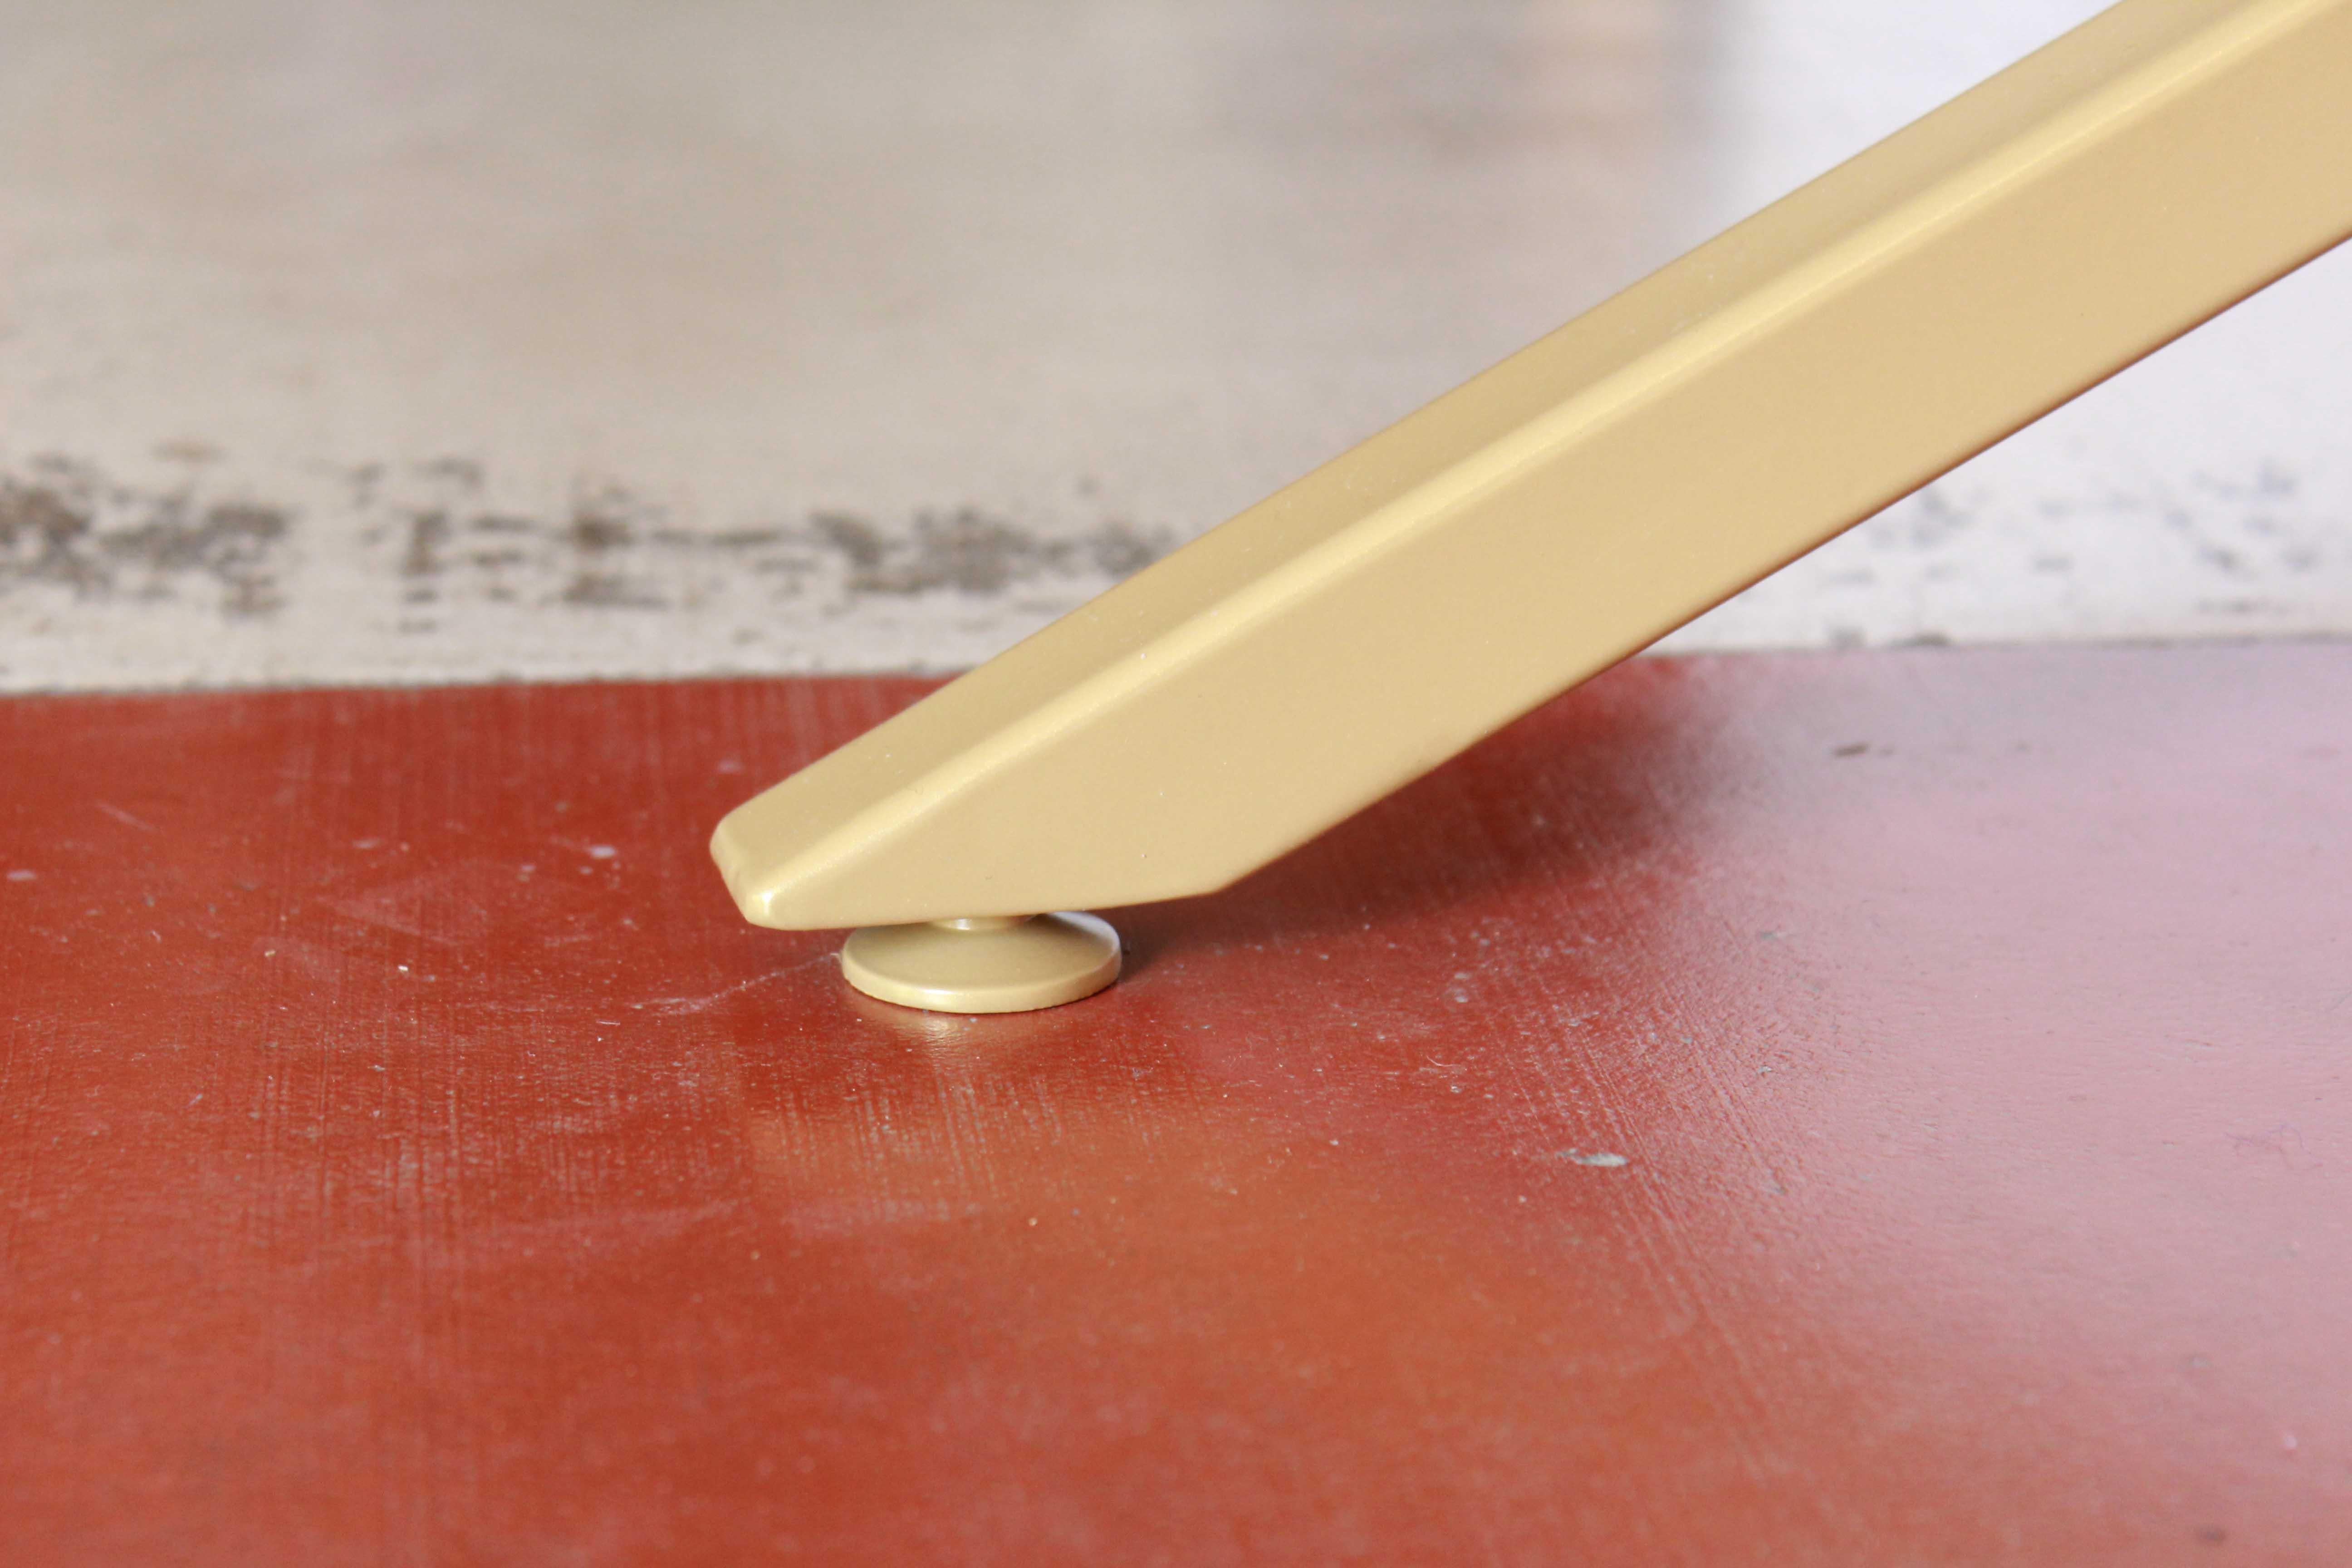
[2,645,2348,1564]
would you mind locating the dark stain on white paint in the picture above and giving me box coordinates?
[0,455,288,617]
[0,453,1172,628]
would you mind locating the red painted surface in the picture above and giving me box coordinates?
[2,644,2348,1565]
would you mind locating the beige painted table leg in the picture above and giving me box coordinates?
[713,0,2352,1011]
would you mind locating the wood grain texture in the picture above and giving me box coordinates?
[2,645,2348,1564]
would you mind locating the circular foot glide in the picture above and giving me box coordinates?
[841,913,1121,1014]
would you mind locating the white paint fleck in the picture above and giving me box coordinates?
[5,869,33,882]
[588,845,617,860]
[1564,1151,1630,1168]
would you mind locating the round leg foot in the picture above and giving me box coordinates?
[840,913,1122,1014]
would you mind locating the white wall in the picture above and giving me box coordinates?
[1,0,2344,691]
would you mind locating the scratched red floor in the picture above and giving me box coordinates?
[2,643,2347,1565]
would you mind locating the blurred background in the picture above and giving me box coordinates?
[3,0,2347,693]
